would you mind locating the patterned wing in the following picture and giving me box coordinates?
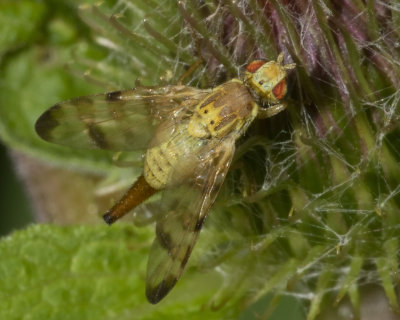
[35,85,209,151]
[145,137,236,304]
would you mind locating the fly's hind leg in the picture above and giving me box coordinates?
[257,102,287,119]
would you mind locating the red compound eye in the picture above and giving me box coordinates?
[246,60,266,73]
[272,79,287,99]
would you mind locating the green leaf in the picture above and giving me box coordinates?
[0,1,47,56]
[0,45,116,171]
[0,224,237,320]
[0,0,118,171]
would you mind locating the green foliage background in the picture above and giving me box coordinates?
[0,144,32,235]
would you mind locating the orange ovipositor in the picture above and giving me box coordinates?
[103,175,157,225]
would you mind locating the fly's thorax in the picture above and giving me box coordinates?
[187,79,258,139]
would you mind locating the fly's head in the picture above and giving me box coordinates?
[244,53,296,105]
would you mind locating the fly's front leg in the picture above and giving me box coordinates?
[257,102,287,119]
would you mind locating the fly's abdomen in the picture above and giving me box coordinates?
[144,139,180,189]
[144,125,204,190]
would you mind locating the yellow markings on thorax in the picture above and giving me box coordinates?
[188,79,257,139]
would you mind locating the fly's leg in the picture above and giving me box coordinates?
[257,102,287,119]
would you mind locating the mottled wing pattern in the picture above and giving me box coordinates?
[35,85,209,151]
[145,137,236,304]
